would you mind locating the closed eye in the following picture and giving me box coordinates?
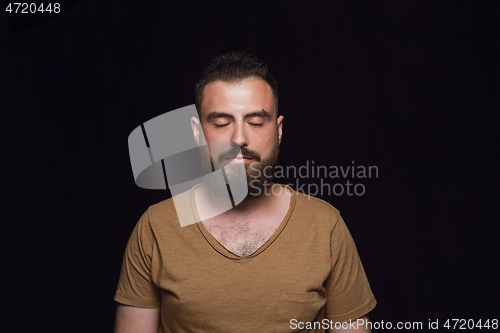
[214,123,229,128]
[249,123,263,127]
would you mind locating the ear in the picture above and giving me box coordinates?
[191,116,202,146]
[276,115,284,145]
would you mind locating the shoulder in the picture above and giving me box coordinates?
[143,188,194,231]
[293,189,340,216]
[286,185,342,230]
[147,196,179,224]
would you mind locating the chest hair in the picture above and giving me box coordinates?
[204,215,279,257]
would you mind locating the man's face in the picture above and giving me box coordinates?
[196,78,284,198]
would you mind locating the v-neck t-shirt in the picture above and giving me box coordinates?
[114,184,376,332]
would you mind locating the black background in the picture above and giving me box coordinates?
[2,1,499,332]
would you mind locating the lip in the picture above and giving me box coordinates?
[226,155,253,163]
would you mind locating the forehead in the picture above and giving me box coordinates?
[200,78,275,118]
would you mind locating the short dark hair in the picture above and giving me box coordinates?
[195,51,278,117]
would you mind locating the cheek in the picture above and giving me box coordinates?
[262,127,279,143]
[255,131,278,153]
[200,126,219,142]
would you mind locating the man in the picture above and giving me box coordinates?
[114,51,376,332]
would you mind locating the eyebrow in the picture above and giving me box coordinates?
[206,109,271,121]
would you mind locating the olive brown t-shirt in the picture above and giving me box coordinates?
[114,184,376,332]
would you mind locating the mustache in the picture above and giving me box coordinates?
[218,146,261,162]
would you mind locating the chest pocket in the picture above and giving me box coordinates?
[275,290,322,332]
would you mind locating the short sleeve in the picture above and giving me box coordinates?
[324,215,376,322]
[114,209,161,308]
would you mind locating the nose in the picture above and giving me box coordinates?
[231,122,249,147]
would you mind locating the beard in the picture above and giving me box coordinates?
[199,138,280,202]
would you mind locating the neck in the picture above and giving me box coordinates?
[195,182,282,220]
